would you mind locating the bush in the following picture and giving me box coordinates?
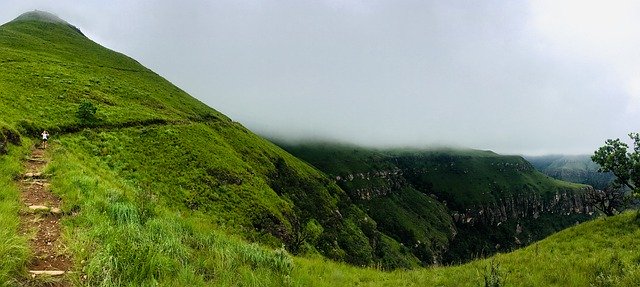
[76,101,98,126]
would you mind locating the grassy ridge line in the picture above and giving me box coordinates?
[0,20,227,132]
[50,119,404,276]
[293,211,640,286]
[0,140,30,286]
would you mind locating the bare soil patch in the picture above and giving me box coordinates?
[18,147,72,286]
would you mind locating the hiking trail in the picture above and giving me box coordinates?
[18,146,72,286]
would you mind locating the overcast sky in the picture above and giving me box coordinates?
[3,1,639,155]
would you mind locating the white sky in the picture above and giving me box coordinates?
[2,1,638,155]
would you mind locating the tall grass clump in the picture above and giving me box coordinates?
[0,140,30,286]
[483,260,505,287]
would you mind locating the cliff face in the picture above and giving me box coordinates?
[334,168,405,200]
[333,154,594,224]
[330,167,455,265]
[452,186,594,226]
[279,143,596,264]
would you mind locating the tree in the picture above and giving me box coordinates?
[585,187,627,216]
[76,101,98,126]
[288,218,324,254]
[592,133,640,196]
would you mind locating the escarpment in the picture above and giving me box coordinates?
[451,186,594,225]
[335,168,406,200]
[332,155,594,226]
[279,143,597,264]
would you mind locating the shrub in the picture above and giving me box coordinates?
[76,101,98,126]
[483,260,505,287]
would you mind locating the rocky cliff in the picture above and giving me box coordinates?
[279,143,596,264]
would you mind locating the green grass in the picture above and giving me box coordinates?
[0,139,30,286]
[292,211,640,286]
[43,140,640,286]
[0,19,225,134]
[526,154,615,189]
[47,141,294,286]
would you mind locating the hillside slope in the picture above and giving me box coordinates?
[279,142,595,263]
[0,11,422,284]
[294,211,640,286]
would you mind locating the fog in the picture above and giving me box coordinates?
[3,1,638,155]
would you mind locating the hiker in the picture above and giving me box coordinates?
[41,130,49,149]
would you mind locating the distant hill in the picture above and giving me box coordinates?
[278,142,595,263]
[525,155,615,189]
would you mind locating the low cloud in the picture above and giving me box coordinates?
[2,1,637,155]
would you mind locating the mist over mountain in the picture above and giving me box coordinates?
[525,154,615,190]
[2,1,638,155]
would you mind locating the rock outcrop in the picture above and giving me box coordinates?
[451,187,594,225]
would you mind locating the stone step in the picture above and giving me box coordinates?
[27,158,47,163]
[32,181,49,187]
[22,172,45,179]
[21,179,49,185]
[28,205,62,214]
[28,270,65,277]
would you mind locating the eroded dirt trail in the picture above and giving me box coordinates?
[18,147,72,286]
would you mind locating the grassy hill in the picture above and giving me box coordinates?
[526,154,615,190]
[0,11,424,285]
[279,142,594,263]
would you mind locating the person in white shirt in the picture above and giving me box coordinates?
[41,130,49,149]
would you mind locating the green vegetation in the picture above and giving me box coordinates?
[0,122,21,154]
[592,133,640,195]
[76,101,98,126]
[0,138,29,286]
[280,142,592,264]
[291,211,640,286]
[46,142,294,286]
[0,16,223,133]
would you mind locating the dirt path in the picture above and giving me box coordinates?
[18,147,72,286]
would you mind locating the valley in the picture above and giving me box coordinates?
[279,143,595,264]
